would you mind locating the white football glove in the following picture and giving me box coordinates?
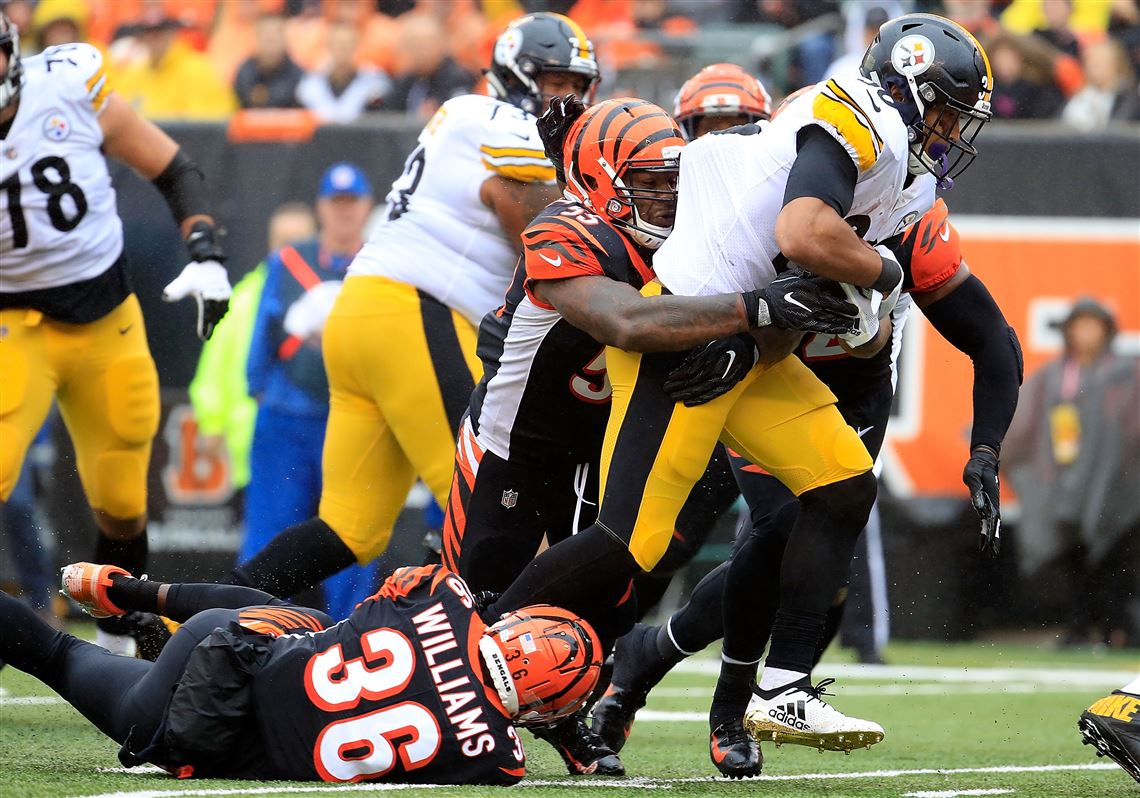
[838,282,882,347]
[162,260,232,341]
[284,281,343,340]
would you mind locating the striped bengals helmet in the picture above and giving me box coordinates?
[479,604,602,727]
[674,63,772,140]
[562,98,685,250]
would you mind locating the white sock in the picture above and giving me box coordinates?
[94,629,137,658]
[758,666,806,692]
[1121,674,1140,696]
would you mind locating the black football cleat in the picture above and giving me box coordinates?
[709,717,762,778]
[592,684,646,754]
[592,622,668,752]
[1079,691,1140,783]
[532,713,626,776]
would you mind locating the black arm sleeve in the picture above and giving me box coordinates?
[152,148,213,225]
[921,273,1024,452]
[782,125,858,216]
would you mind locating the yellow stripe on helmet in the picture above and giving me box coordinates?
[557,13,591,60]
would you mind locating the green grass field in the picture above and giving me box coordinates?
[2,633,1137,798]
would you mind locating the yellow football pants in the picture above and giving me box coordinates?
[597,291,873,571]
[0,295,159,519]
[319,275,481,562]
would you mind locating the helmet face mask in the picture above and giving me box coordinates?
[861,13,993,187]
[563,98,686,250]
[0,14,23,112]
[487,13,600,116]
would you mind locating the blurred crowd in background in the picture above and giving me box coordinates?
[3,0,1139,127]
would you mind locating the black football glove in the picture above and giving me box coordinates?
[536,93,586,185]
[664,334,759,406]
[962,445,1001,556]
[742,271,858,335]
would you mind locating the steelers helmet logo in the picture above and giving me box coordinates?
[494,28,524,66]
[891,34,935,77]
[42,111,71,142]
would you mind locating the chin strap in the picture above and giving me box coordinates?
[479,635,520,717]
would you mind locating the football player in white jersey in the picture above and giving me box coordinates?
[484,12,999,762]
[225,13,603,600]
[0,15,231,655]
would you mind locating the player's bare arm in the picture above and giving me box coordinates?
[534,274,751,352]
[95,90,230,339]
[481,175,561,254]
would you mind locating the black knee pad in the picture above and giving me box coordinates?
[802,471,877,531]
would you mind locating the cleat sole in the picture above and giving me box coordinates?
[745,716,885,753]
[1078,714,1140,784]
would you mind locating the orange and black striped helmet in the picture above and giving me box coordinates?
[562,98,685,250]
[674,63,772,140]
[479,604,602,726]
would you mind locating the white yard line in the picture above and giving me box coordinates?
[902,790,1014,798]
[0,695,64,705]
[651,682,1098,698]
[77,763,1118,798]
[672,660,1137,687]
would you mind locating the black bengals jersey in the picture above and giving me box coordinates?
[469,199,655,466]
[242,566,523,784]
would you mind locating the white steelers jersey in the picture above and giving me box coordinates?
[349,93,554,325]
[654,75,912,297]
[0,43,123,293]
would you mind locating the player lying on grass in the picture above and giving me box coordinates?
[0,563,601,784]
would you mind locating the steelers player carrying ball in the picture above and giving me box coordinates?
[0,15,231,655]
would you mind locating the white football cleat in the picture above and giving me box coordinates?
[744,678,884,752]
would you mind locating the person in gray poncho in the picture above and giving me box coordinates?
[1004,297,1140,647]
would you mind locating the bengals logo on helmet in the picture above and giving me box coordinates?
[674,63,772,139]
[480,604,602,726]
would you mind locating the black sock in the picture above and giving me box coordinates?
[667,560,729,654]
[94,531,148,577]
[816,594,847,667]
[765,607,828,674]
[106,574,162,615]
[94,532,148,635]
[227,517,356,597]
[488,524,639,640]
[709,658,757,731]
[163,583,279,623]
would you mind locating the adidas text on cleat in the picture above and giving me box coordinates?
[532,713,625,776]
[591,684,646,754]
[744,677,884,752]
[60,563,129,619]
[709,718,762,778]
[1079,691,1140,783]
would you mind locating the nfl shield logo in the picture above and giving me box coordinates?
[501,489,518,509]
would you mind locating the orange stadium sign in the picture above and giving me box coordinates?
[880,215,1140,498]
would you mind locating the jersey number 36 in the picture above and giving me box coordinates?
[304,628,442,782]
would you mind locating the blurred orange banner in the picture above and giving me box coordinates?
[881,216,1140,498]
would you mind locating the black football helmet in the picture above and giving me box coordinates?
[486,12,601,117]
[860,13,992,187]
[0,13,23,111]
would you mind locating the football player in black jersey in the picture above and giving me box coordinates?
[1,561,601,784]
